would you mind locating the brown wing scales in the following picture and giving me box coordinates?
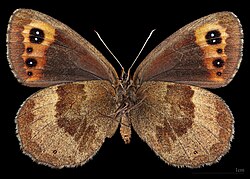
[16,81,119,168]
[130,81,233,167]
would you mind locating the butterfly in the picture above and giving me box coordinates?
[7,9,243,168]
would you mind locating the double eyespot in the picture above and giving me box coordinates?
[25,28,45,76]
[29,28,45,44]
[205,30,222,45]
[205,30,225,76]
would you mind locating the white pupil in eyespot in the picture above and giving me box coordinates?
[211,33,215,37]
[36,31,40,35]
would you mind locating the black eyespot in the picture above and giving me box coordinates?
[217,48,223,54]
[27,71,33,76]
[216,71,222,76]
[194,151,198,154]
[25,58,37,68]
[29,28,45,44]
[213,58,224,68]
[206,30,221,39]
[26,47,33,53]
[205,30,222,45]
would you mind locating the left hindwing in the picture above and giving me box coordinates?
[16,80,119,168]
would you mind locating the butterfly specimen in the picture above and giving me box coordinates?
[7,9,243,168]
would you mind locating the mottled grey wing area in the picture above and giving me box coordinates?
[16,81,119,168]
[129,81,233,168]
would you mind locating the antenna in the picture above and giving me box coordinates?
[94,30,124,70]
[95,29,156,81]
[128,29,156,73]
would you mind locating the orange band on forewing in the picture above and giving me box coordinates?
[21,19,56,81]
[195,23,229,81]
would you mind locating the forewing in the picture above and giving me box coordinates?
[133,12,243,88]
[129,81,233,167]
[16,81,119,168]
[7,9,118,87]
